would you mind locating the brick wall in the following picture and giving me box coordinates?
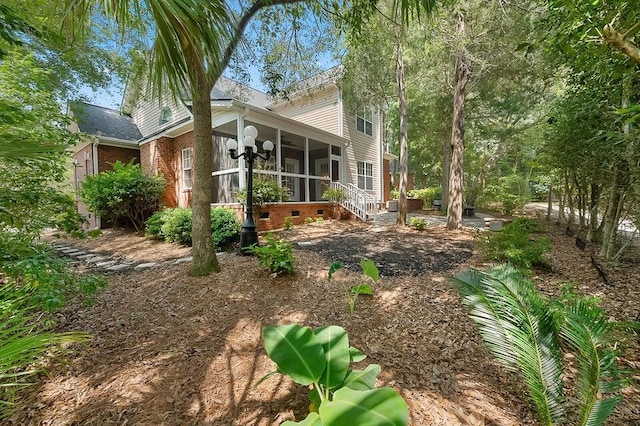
[140,137,177,207]
[383,159,391,202]
[96,145,139,173]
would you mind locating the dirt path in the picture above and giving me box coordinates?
[9,221,639,425]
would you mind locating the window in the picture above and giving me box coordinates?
[159,106,173,125]
[356,108,373,136]
[357,161,373,191]
[182,148,192,189]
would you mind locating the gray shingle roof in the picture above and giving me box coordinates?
[69,101,142,141]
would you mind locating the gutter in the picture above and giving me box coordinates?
[92,139,101,229]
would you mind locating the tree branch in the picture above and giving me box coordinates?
[213,0,308,81]
[602,24,640,65]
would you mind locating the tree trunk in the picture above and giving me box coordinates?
[546,186,553,221]
[396,33,409,226]
[190,66,219,275]
[600,165,623,258]
[447,13,469,231]
[587,183,600,242]
[442,123,451,212]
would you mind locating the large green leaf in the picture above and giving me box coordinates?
[319,387,408,426]
[282,412,322,426]
[349,346,367,363]
[328,261,342,280]
[351,284,373,295]
[343,364,380,391]
[360,258,379,282]
[263,324,325,386]
[315,325,350,389]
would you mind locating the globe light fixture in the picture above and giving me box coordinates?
[226,125,274,254]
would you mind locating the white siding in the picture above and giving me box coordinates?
[130,83,192,138]
[270,88,340,135]
[342,108,381,199]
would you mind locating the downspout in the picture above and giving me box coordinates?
[92,139,101,229]
[377,106,383,204]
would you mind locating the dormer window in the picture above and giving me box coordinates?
[159,106,173,125]
[356,108,373,136]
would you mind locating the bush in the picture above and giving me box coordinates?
[321,188,347,203]
[80,161,165,232]
[407,187,441,208]
[146,207,240,250]
[160,208,193,245]
[210,207,241,250]
[478,218,551,272]
[410,217,427,231]
[283,216,293,230]
[237,174,289,206]
[250,233,294,274]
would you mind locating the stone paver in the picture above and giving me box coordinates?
[106,264,131,272]
[77,253,96,259]
[68,251,88,257]
[86,256,107,263]
[134,262,157,270]
[59,248,79,253]
[297,241,314,247]
[96,260,117,268]
[175,256,193,264]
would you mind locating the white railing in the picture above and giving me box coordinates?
[330,182,378,221]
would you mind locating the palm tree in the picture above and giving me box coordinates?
[65,0,437,275]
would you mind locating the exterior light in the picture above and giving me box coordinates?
[226,124,273,254]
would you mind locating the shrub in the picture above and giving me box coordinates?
[304,216,314,224]
[410,217,427,231]
[80,161,165,232]
[145,208,174,238]
[407,186,441,208]
[237,174,289,206]
[321,188,347,203]
[250,233,294,274]
[160,208,193,245]
[283,216,294,230]
[210,207,241,250]
[478,218,551,272]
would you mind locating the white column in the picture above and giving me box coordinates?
[304,137,310,202]
[237,113,245,189]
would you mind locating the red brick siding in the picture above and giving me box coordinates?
[96,145,139,173]
[140,137,177,207]
[383,159,391,202]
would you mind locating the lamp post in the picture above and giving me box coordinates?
[226,125,274,254]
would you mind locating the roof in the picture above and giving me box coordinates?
[266,66,342,108]
[69,101,143,141]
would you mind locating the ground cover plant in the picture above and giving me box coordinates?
[260,324,408,425]
[409,217,427,231]
[250,233,294,274]
[328,259,379,315]
[451,265,635,426]
[478,218,551,272]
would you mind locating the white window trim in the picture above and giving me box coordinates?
[357,161,373,191]
[182,148,192,190]
[356,107,373,136]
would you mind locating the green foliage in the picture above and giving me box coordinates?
[481,176,530,215]
[390,188,399,200]
[321,188,347,203]
[160,208,193,245]
[237,174,289,206]
[250,233,294,274]
[305,217,315,224]
[80,161,165,232]
[451,266,633,426]
[409,217,427,231]
[0,284,90,413]
[407,187,441,208]
[0,235,107,312]
[146,207,240,250]
[283,216,294,230]
[315,217,324,223]
[209,207,241,250]
[260,324,408,426]
[328,259,379,315]
[478,218,551,272]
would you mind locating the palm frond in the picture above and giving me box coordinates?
[451,266,565,425]
[558,298,628,426]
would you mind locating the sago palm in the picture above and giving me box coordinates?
[451,265,631,426]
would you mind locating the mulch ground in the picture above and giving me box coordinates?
[7,220,640,425]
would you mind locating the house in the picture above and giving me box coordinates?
[69,67,395,230]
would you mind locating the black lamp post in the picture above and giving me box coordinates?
[226,125,274,254]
